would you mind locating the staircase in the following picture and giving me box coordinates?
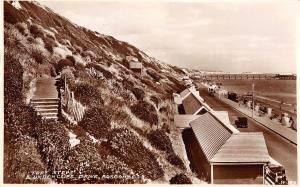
[30,98,59,120]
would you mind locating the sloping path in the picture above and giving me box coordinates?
[32,76,58,99]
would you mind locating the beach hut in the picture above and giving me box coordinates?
[188,112,270,184]
[125,56,142,73]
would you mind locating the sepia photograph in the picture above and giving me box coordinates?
[2,0,298,185]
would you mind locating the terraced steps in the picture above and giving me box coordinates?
[30,98,59,120]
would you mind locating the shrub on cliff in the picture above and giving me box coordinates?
[72,82,104,107]
[147,129,173,153]
[107,128,164,180]
[169,173,192,184]
[166,153,186,170]
[131,87,145,100]
[130,101,158,126]
[78,106,112,139]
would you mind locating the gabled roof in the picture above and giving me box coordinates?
[190,112,270,164]
[210,132,270,163]
[211,111,239,134]
[190,112,232,160]
[182,94,203,114]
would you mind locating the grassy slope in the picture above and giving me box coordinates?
[4,1,200,184]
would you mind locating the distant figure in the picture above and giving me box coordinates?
[289,117,294,128]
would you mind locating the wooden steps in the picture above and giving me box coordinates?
[30,98,59,120]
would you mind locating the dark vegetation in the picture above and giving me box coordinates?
[35,121,71,174]
[130,101,158,126]
[169,173,192,184]
[4,48,47,183]
[72,82,104,107]
[78,106,111,139]
[147,130,173,153]
[131,87,145,100]
[146,68,162,82]
[147,130,185,169]
[85,63,113,79]
[107,128,164,180]
[56,58,75,72]
[4,2,28,24]
[166,153,186,170]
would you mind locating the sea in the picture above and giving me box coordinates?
[216,79,297,114]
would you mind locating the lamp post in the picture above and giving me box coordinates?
[252,83,255,118]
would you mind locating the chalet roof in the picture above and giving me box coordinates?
[190,112,232,160]
[180,88,190,98]
[174,114,200,128]
[211,111,239,134]
[190,112,269,164]
[210,132,270,163]
[129,61,142,69]
[182,94,203,114]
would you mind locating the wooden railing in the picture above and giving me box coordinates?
[61,76,85,122]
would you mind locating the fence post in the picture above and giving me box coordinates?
[64,75,67,92]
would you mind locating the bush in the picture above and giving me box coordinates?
[167,154,186,170]
[31,48,45,64]
[169,173,192,184]
[72,82,104,107]
[56,58,75,72]
[85,63,113,79]
[130,101,158,126]
[131,87,145,100]
[147,129,173,153]
[70,125,87,139]
[4,135,49,184]
[66,55,76,64]
[146,68,162,82]
[65,140,140,184]
[43,37,57,53]
[78,106,111,139]
[82,50,96,59]
[140,77,165,94]
[29,24,44,38]
[107,128,164,180]
[122,79,134,90]
[35,121,71,173]
[159,106,168,113]
[162,123,170,134]
[15,22,29,36]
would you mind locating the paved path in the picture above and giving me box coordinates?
[218,96,297,145]
[32,76,58,99]
[196,85,297,182]
[31,76,59,120]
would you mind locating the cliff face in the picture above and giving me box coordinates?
[4,1,197,184]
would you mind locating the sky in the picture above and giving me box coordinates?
[42,0,298,73]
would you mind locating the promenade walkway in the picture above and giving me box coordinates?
[216,95,297,145]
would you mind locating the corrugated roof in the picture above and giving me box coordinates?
[182,94,203,114]
[211,111,239,134]
[210,132,270,163]
[190,112,232,160]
